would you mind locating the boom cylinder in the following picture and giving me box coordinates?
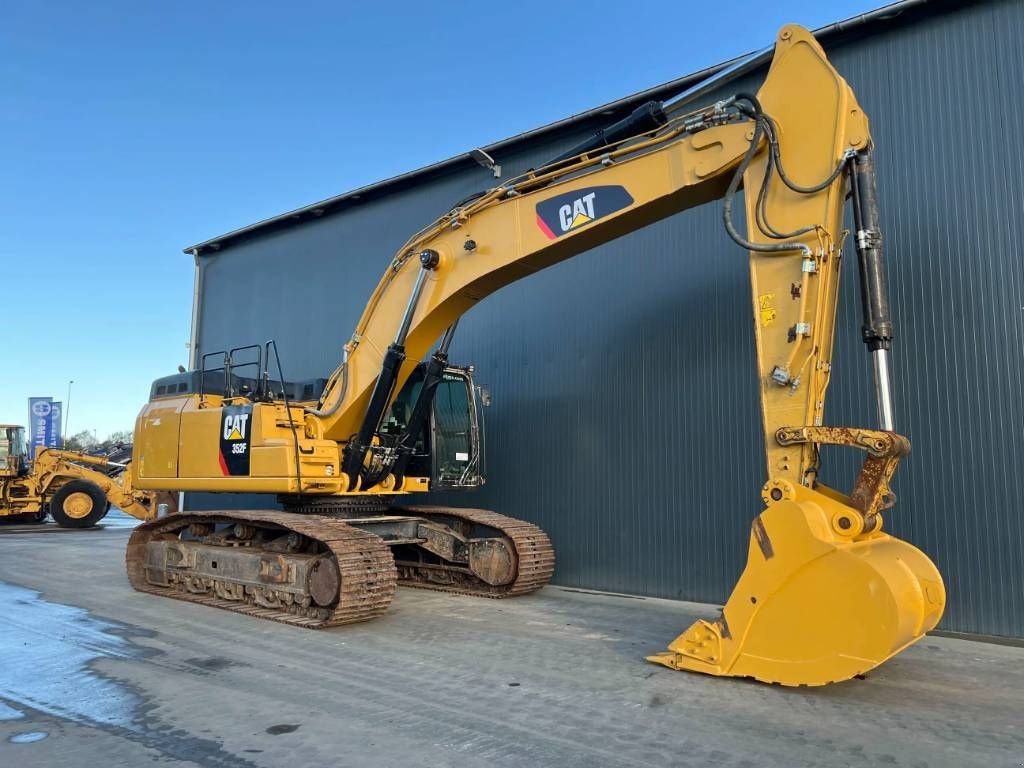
[849,149,895,430]
[341,251,438,488]
[389,321,459,486]
[544,101,668,170]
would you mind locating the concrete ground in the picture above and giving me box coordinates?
[0,513,1021,768]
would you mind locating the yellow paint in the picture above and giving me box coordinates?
[647,486,944,686]
[0,445,168,523]
[569,212,592,229]
[124,24,943,686]
[646,25,942,685]
[758,293,777,326]
[62,491,94,519]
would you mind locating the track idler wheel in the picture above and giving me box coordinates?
[647,488,945,686]
[308,557,341,606]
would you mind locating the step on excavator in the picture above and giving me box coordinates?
[122,25,943,686]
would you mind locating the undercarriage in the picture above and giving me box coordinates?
[126,499,555,627]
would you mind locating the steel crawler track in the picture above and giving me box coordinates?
[126,504,554,627]
[393,506,555,597]
[126,510,397,628]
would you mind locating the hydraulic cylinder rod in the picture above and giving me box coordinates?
[389,321,459,487]
[544,100,668,170]
[545,43,778,172]
[342,250,439,488]
[849,149,895,430]
[662,44,774,113]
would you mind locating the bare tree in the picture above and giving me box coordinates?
[63,430,98,452]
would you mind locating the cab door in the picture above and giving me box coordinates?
[431,368,485,489]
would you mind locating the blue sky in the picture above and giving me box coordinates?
[1,0,884,438]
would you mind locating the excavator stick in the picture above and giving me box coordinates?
[646,27,946,685]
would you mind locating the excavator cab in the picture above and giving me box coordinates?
[384,363,486,490]
[0,425,28,478]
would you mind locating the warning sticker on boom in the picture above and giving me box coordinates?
[219,404,253,476]
[758,293,777,327]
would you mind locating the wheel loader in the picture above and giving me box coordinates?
[116,25,943,686]
[0,424,165,527]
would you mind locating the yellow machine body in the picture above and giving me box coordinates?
[132,393,427,496]
[0,422,164,526]
[130,25,944,685]
[647,486,945,685]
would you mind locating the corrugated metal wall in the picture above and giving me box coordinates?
[192,0,1024,638]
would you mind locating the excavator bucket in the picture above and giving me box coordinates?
[647,490,945,686]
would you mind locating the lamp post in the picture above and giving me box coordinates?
[64,380,73,448]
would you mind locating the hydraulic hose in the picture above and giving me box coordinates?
[722,94,811,257]
[764,114,851,195]
[732,95,850,245]
[754,138,818,241]
[305,352,349,418]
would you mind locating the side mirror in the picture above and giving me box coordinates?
[478,387,492,407]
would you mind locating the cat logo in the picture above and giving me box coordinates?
[219,405,253,476]
[535,185,634,240]
[223,413,249,441]
[559,192,597,232]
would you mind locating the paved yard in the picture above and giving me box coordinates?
[0,513,1021,767]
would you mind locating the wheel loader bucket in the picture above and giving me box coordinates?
[647,491,945,686]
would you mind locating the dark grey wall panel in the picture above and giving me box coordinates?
[192,0,1024,638]
[823,0,1024,638]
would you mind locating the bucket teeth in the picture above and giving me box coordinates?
[647,619,725,671]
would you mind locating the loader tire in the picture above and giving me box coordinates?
[49,480,109,528]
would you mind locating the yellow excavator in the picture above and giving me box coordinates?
[122,25,943,686]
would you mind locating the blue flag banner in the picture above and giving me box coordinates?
[48,401,63,448]
[28,397,53,457]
